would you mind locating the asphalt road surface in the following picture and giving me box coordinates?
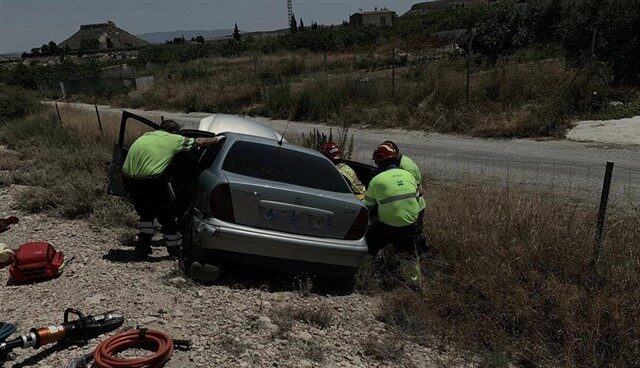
[51,102,640,206]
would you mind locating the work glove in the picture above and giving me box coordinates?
[0,243,14,264]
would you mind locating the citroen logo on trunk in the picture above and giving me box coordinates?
[294,196,304,205]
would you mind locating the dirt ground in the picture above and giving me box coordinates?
[0,185,469,368]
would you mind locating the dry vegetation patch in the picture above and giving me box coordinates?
[373,183,640,367]
[98,51,617,139]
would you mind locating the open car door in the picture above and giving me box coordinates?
[343,159,378,188]
[106,111,160,198]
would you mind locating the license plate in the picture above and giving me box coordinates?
[259,206,332,229]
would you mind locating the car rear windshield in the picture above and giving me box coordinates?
[222,141,350,193]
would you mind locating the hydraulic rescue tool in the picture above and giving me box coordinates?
[0,309,124,360]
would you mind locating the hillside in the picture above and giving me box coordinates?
[59,21,149,50]
[137,29,236,44]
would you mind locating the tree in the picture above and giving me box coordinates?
[64,45,71,53]
[290,15,298,33]
[195,35,205,43]
[172,37,185,44]
[233,23,241,41]
[106,37,114,49]
[30,47,41,54]
[311,21,319,30]
[41,43,49,55]
[299,18,305,31]
[48,41,58,54]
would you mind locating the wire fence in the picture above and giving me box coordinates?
[415,155,640,214]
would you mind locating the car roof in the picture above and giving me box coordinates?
[198,114,283,141]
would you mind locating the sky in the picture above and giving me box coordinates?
[0,0,418,53]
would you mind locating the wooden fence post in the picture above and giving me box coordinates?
[591,161,614,277]
[392,47,396,98]
[324,50,328,83]
[466,32,472,104]
[55,103,62,124]
[94,105,103,133]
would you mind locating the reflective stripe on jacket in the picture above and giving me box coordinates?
[363,168,419,227]
[399,155,426,211]
[123,131,195,178]
[336,163,366,200]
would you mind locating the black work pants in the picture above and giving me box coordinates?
[366,220,427,256]
[123,176,178,244]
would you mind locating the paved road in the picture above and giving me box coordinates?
[50,102,640,205]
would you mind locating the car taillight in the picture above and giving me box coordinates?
[345,207,368,240]
[209,184,235,223]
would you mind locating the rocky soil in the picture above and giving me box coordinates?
[0,185,469,368]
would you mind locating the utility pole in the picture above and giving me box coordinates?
[287,0,294,28]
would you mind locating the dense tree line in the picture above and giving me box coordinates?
[131,0,638,83]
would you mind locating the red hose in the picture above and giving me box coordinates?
[93,329,174,368]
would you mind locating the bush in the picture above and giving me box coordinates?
[0,84,40,123]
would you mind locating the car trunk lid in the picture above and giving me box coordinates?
[224,173,362,239]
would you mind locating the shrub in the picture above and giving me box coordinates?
[0,84,40,123]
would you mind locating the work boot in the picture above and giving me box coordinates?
[134,235,153,256]
[134,243,152,256]
[166,246,180,258]
[398,254,422,287]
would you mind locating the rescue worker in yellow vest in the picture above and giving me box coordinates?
[382,140,426,231]
[363,143,427,256]
[321,141,366,200]
[122,120,224,256]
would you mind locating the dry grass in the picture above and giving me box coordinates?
[361,334,405,362]
[0,109,139,226]
[374,182,640,367]
[270,304,334,332]
[99,50,608,138]
[304,341,326,363]
[219,335,249,355]
[54,103,152,146]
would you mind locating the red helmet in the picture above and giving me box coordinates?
[321,141,342,162]
[372,143,399,164]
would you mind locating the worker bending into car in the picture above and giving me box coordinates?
[321,141,367,200]
[381,140,426,231]
[363,143,427,257]
[122,119,224,256]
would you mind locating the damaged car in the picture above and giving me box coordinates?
[108,112,372,292]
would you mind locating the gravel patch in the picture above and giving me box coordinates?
[568,116,640,145]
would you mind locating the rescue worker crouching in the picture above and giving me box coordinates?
[321,141,367,200]
[363,143,428,257]
[122,119,224,256]
[382,140,426,231]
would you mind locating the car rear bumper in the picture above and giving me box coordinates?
[190,217,368,272]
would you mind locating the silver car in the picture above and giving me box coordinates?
[108,112,370,291]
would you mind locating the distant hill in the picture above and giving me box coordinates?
[60,21,149,50]
[137,29,236,44]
